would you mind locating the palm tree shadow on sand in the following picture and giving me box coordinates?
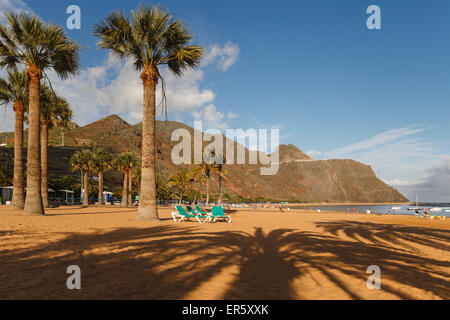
[0,222,448,299]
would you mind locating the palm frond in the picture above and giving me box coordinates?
[0,67,28,107]
[0,12,80,79]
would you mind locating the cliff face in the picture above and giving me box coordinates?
[242,158,407,202]
[0,115,408,203]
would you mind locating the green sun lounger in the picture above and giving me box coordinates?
[195,205,208,215]
[172,206,209,224]
[210,206,232,223]
[186,206,201,215]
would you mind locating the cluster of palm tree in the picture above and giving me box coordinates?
[70,149,139,207]
[165,159,228,205]
[0,12,80,214]
[0,62,74,211]
[113,152,139,206]
[0,5,204,219]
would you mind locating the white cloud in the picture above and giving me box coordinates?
[0,0,33,22]
[324,127,438,182]
[202,42,240,71]
[388,156,450,202]
[192,104,228,130]
[327,127,429,158]
[162,68,215,114]
[0,107,15,132]
[46,52,232,126]
[306,149,323,159]
[308,126,450,202]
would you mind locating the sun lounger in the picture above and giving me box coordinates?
[195,205,208,215]
[414,210,428,219]
[172,206,210,224]
[210,206,232,223]
[186,206,201,215]
[415,210,446,220]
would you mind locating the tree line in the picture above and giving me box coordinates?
[70,148,229,207]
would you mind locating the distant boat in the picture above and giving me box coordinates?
[429,207,442,212]
[391,206,402,210]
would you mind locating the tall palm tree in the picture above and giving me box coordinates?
[91,148,113,205]
[0,12,80,215]
[168,169,194,204]
[71,149,94,207]
[94,5,203,220]
[114,153,130,207]
[40,85,72,207]
[0,68,28,209]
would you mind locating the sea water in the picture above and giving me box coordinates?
[292,204,450,217]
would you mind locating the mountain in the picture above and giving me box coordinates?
[278,144,312,162]
[0,115,408,203]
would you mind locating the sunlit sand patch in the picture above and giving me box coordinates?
[183,264,240,300]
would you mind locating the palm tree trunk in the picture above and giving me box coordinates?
[83,170,89,207]
[218,173,223,204]
[98,170,103,205]
[24,65,44,215]
[41,121,49,208]
[122,169,128,206]
[128,167,132,205]
[137,65,158,220]
[11,102,25,210]
[206,176,210,205]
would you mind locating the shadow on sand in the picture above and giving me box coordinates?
[0,221,448,299]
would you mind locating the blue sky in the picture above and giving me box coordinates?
[1,0,450,201]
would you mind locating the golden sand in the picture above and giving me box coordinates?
[0,205,448,300]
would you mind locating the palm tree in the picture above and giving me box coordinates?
[94,5,203,220]
[191,160,213,205]
[0,68,28,209]
[155,174,168,201]
[114,153,130,207]
[91,148,113,205]
[71,149,94,207]
[0,12,80,215]
[168,169,194,204]
[40,85,72,207]
[126,153,139,206]
[214,163,229,204]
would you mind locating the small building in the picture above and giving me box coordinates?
[103,191,114,204]
[59,190,75,204]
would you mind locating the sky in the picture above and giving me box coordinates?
[1,0,450,202]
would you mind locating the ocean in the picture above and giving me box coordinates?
[291,204,450,217]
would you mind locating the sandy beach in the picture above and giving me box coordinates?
[0,205,448,300]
